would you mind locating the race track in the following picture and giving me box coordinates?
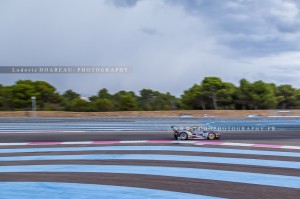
[1,131,300,146]
[0,117,299,198]
[1,117,300,145]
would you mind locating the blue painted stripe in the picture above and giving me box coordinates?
[0,154,299,169]
[1,146,300,157]
[0,165,299,189]
[0,182,221,199]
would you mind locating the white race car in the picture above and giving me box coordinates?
[171,126,221,140]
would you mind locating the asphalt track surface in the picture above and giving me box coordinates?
[0,116,300,145]
[1,131,300,146]
[0,117,300,198]
[1,143,300,198]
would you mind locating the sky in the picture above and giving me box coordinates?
[1,0,300,97]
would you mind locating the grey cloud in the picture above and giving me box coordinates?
[270,76,300,85]
[270,65,300,73]
[167,0,300,57]
[1,0,300,96]
[140,28,158,36]
[108,0,140,7]
[221,37,299,57]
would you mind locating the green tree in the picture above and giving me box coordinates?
[139,89,179,110]
[8,82,36,110]
[251,81,276,109]
[139,89,156,110]
[93,98,114,111]
[236,79,276,109]
[293,89,300,108]
[114,91,138,111]
[217,82,237,109]
[33,80,61,108]
[0,86,13,110]
[201,77,224,109]
[62,89,81,111]
[181,84,208,109]
[158,92,180,110]
[67,98,95,112]
[89,89,115,111]
[62,89,80,101]
[98,88,112,99]
[236,79,252,109]
[5,78,300,111]
[276,85,298,109]
[4,80,62,110]
[0,84,4,110]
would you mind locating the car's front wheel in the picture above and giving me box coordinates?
[207,133,216,140]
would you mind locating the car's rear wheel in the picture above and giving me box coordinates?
[207,133,216,140]
[179,132,188,140]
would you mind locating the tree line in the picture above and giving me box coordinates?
[0,77,299,111]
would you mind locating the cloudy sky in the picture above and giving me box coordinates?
[1,0,300,96]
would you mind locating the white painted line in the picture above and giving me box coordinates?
[281,146,300,150]
[120,140,148,144]
[61,141,93,145]
[0,143,28,146]
[221,142,254,147]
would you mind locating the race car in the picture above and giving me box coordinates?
[171,126,221,140]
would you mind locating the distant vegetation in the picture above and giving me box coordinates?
[0,77,300,111]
